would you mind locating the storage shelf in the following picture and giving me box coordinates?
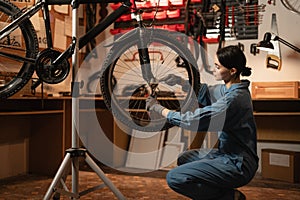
[0,110,63,116]
[0,97,127,178]
[78,108,107,112]
[253,112,300,116]
[252,98,300,143]
[252,98,300,101]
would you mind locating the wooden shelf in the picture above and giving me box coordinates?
[253,112,300,116]
[252,98,300,143]
[0,97,128,178]
[0,110,63,116]
[1,97,300,179]
[252,98,300,101]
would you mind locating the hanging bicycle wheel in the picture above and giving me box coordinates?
[100,28,200,132]
[0,0,38,99]
[281,0,300,15]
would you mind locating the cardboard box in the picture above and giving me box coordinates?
[261,149,300,183]
[252,81,300,99]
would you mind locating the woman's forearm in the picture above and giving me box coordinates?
[161,108,170,118]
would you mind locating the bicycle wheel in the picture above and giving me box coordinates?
[100,28,201,132]
[281,0,300,15]
[0,0,38,99]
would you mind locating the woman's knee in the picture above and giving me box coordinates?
[166,170,176,188]
[166,169,184,189]
[166,170,193,198]
[177,149,200,166]
[176,154,185,166]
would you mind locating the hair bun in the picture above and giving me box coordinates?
[241,66,252,76]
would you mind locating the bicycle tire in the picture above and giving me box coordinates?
[0,0,38,99]
[281,0,300,15]
[100,28,201,132]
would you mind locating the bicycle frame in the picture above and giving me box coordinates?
[0,0,132,65]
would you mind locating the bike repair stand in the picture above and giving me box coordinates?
[43,1,126,199]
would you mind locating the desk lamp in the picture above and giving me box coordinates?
[257,32,300,53]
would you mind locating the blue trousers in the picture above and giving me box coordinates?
[166,149,257,200]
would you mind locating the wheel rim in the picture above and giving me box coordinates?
[101,30,199,131]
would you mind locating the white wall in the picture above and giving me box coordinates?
[205,1,300,83]
[248,0,300,82]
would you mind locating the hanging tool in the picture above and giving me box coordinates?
[266,13,282,70]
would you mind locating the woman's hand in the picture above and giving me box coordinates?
[145,96,165,114]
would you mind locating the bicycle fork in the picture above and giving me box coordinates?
[134,13,157,96]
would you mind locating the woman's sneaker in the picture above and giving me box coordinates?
[234,189,246,200]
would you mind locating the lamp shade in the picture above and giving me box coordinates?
[257,32,274,51]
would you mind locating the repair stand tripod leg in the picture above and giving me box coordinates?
[43,148,126,200]
[43,1,126,199]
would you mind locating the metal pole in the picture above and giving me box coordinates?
[44,1,126,199]
[43,154,71,200]
[71,0,80,198]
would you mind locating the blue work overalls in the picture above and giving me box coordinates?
[166,80,259,200]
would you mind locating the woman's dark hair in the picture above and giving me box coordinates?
[216,45,252,76]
